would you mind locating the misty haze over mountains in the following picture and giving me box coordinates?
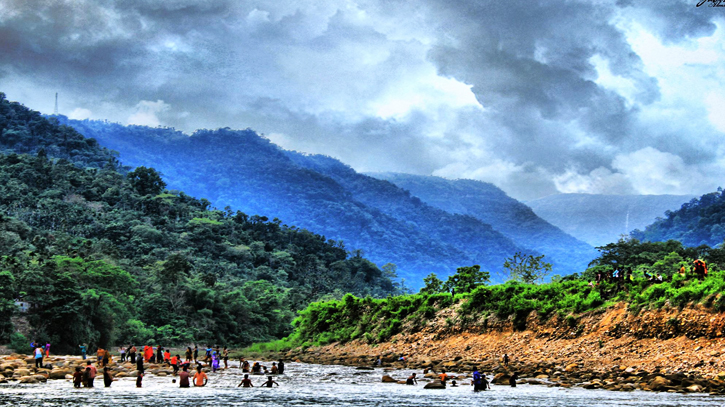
[526,193,697,247]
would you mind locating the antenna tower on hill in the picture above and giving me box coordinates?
[53,92,58,115]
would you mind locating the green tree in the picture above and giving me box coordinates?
[444,265,490,294]
[419,272,444,294]
[127,166,166,196]
[0,270,16,340]
[503,252,552,284]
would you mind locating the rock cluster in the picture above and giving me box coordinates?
[0,354,186,384]
[280,348,725,394]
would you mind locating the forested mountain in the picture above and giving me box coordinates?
[0,92,397,351]
[284,154,524,280]
[367,173,596,274]
[526,193,695,247]
[58,116,530,284]
[631,189,725,247]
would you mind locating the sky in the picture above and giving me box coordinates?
[1,0,724,201]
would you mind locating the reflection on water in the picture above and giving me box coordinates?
[2,362,724,407]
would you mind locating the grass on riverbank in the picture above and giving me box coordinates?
[251,268,725,351]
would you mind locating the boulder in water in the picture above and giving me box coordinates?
[491,373,510,384]
[49,369,70,379]
[649,376,672,391]
[19,376,38,384]
[424,381,446,389]
[382,375,397,383]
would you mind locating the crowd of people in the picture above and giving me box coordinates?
[29,342,523,392]
[592,259,710,290]
[62,343,286,389]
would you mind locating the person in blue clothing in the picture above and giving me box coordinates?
[79,344,87,360]
[205,346,212,363]
[471,367,481,391]
[471,367,491,391]
[34,344,44,368]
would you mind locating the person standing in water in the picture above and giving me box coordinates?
[73,367,83,388]
[103,367,113,387]
[82,366,92,388]
[406,373,418,385]
[193,366,208,387]
[277,359,285,374]
[472,367,483,392]
[480,373,490,390]
[136,354,144,375]
[179,365,190,388]
[238,374,254,387]
[509,372,519,387]
[223,347,229,369]
[194,345,198,363]
[85,361,97,387]
[262,376,279,387]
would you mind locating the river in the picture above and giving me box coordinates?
[1,362,724,406]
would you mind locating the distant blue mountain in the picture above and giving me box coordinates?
[368,173,596,275]
[58,117,536,285]
[526,193,696,247]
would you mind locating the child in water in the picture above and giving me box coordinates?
[72,367,83,388]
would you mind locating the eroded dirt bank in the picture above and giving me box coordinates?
[278,303,725,393]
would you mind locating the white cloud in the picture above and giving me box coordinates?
[612,147,710,195]
[553,147,716,196]
[554,167,635,195]
[127,100,170,127]
[68,107,93,120]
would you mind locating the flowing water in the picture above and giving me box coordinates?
[1,362,724,406]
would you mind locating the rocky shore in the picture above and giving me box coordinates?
[273,303,725,395]
[0,355,181,384]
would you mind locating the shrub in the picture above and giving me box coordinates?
[8,331,28,353]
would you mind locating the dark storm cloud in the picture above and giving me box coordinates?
[425,0,650,172]
[618,0,718,43]
[1,0,723,199]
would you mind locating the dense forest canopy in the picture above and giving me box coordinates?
[632,189,725,247]
[0,92,398,352]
